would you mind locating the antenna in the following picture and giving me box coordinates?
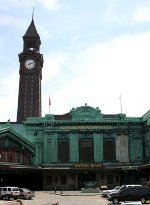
[32,7,34,20]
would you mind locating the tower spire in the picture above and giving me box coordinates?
[17,15,43,122]
[32,7,34,20]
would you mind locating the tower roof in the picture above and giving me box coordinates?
[24,19,39,37]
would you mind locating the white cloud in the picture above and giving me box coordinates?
[0,14,26,27]
[1,0,150,122]
[42,31,150,117]
[38,25,49,39]
[1,32,150,121]
[0,68,18,122]
[102,3,129,26]
[38,0,61,10]
[0,0,33,11]
[42,51,68,83]
[133,6,150,23]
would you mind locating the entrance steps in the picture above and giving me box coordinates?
[81,187,100,193]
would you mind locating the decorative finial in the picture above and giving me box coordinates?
[32,7,34,20]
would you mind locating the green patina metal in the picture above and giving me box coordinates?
[70,104,103,121]
[0,121,35,154]
[0,104,150,167]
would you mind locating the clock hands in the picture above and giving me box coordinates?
[28,62,34,65]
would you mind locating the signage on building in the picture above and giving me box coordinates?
[122,166,137,170]
[59,125,112,130]
[73,163,102,168]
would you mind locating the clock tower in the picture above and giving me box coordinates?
[17,19,43,122]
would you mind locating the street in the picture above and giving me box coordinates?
[18,191,110,205]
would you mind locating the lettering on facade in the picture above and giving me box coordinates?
[59,125,112,130]
[122,166,137,170]
[73,163,102,168]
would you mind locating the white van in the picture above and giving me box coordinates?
[0,186,20,200]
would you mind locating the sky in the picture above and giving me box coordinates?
[0,0,150,122]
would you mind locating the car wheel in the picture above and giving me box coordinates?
[21,195,24,199]
[112,198,119,204]
[140,197,146,204]
[5,195,10,200]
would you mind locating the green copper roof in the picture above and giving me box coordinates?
[22,104,143,125]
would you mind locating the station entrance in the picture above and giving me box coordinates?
[78,171,96,189]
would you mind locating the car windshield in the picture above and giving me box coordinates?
[12,188,19,191]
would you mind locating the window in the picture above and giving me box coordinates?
[101,173,104,180]
[116,176,119,183]
[26,42,35,50]
[55,176,58,183]
[58,139,69,163]
[46,176,52,185]
[103,138,116,162]
[0,146,31,165]
[107,175,113,184]
[61,175,66,185]
[23,153,31,164]
[79,139,93,162]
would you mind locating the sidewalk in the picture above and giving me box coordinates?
[0,201,23,205]
[49,190,100,196]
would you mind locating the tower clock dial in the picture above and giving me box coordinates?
[25,59,35,69]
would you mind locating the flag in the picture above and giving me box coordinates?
[49,96,51,106]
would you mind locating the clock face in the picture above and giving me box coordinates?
[25,59,35,69]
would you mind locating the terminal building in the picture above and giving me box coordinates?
[0,18,150,190]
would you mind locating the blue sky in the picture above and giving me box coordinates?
[0,0,150,122]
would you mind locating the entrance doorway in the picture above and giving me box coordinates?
[78,171,96,189]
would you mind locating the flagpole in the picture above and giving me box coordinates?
[49,95,51,114]
[49,102,50,114]
[119,94,122,114]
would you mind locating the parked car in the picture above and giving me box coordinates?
[108,186,150,204]
[0,186,20,200]
[19,188,35,199]
[107,184,142,198]
[108,184,142,198]
[101,186,120,197]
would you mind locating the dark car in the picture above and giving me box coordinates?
[108,186,150,204]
